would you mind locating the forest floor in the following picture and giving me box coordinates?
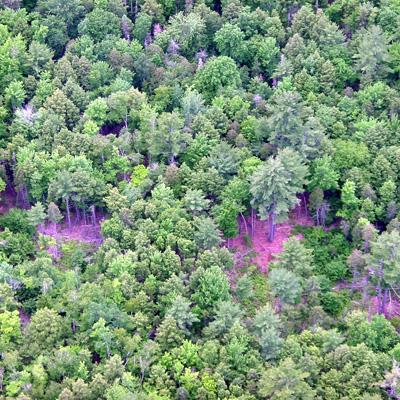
[225,198,314,283]
[0,185,17,214]
[37,216,104,258]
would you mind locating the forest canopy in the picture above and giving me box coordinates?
[1,0,400,399]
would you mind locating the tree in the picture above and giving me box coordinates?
[0,310,21,355]
[193,216,222,250]
[214,23,246,62]
[156,315,184,351]
[90,318,116,358]
[47,202,63,232]
[355,25,392,84]
[156,12,206,57]
[308,156,339,192]
[24,308,64,357]
[250,149,308,242]
[183,189,210,215]
[4,80,25,110]
[252,304,283,360]
[268,268,303,306]
[267,91,326,160]
[192,266,230,310]
[272,237,314,278]
[166,295,199,334]
[48,171,77,227]
[85,98,108,126]
[194,56,241,101]
[205,300,242,337]
[338,180,360,222]
[28,202,46,229]
[213,199,241,239]
[258,358,316,399]
[368,230,400,315]
[148,112,191,164]
[181,89,204,126]
[78,8,121,42]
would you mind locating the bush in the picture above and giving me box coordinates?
[0,208,35,236]
[321,291,349,316]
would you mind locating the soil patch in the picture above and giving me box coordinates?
[225,197,314,281]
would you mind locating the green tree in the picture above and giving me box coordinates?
[253,304,283,360]
[4,80,25,110]
[194,216,222,250]
[267,91,326,159]
[28,202,46,228]
[214,23,246,62]
[48,170,77,227]
[0,310,21,354]
[269,268,303,306]
[183,189,210,215]
[194,56,241,101]
[338,180,360,222]
[47,201,63,232]
[24,308,64,357]
[192,265,230,310]
[148,112,191,164]
[258,358,316,399]
[166,295,199,334]
[272,237,314,278]
[250,149,308,241]
[355,25,392,84]
[368,230,400,315]
[156,315,184,351]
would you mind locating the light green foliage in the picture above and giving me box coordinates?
[85,97,108,126]
[5,80,25,110]
[258,358,316,399]
[308,156,339,191]
[355,25,392,84]
[195,56,241,101]
[0,310,21,353]
[192,265,230,310]
[28,202,46,227]
[273,237,314,278]
[0,2,400,398]
[251,149,308,241]
[215,23,246,62]
[269,268,303,305]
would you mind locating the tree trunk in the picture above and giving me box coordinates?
[268,212,276,242]
[383,288,389,316]
[251,208,255,237]
[74,202,80,223]
[91,205,97,226]
[65,197,71,227]
[377,282,384,315]
[302,193,308,216]
[240,212,248,235]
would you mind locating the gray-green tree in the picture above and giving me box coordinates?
[368,230,400,315]
[250,149,308,241]
[355,25,392,84]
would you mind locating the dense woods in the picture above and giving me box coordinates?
[1,0,400,398]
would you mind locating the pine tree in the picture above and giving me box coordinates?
[368,230,400,315]
[250,149,308,241]
[155,316,184,351]
[355,25,392,84]
[47,202,63,233]
[28,202,46,229]
[273,237,314,278]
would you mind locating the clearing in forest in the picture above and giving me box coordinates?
[225,198,314,281]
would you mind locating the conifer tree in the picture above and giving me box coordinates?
[250,149,308,241]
